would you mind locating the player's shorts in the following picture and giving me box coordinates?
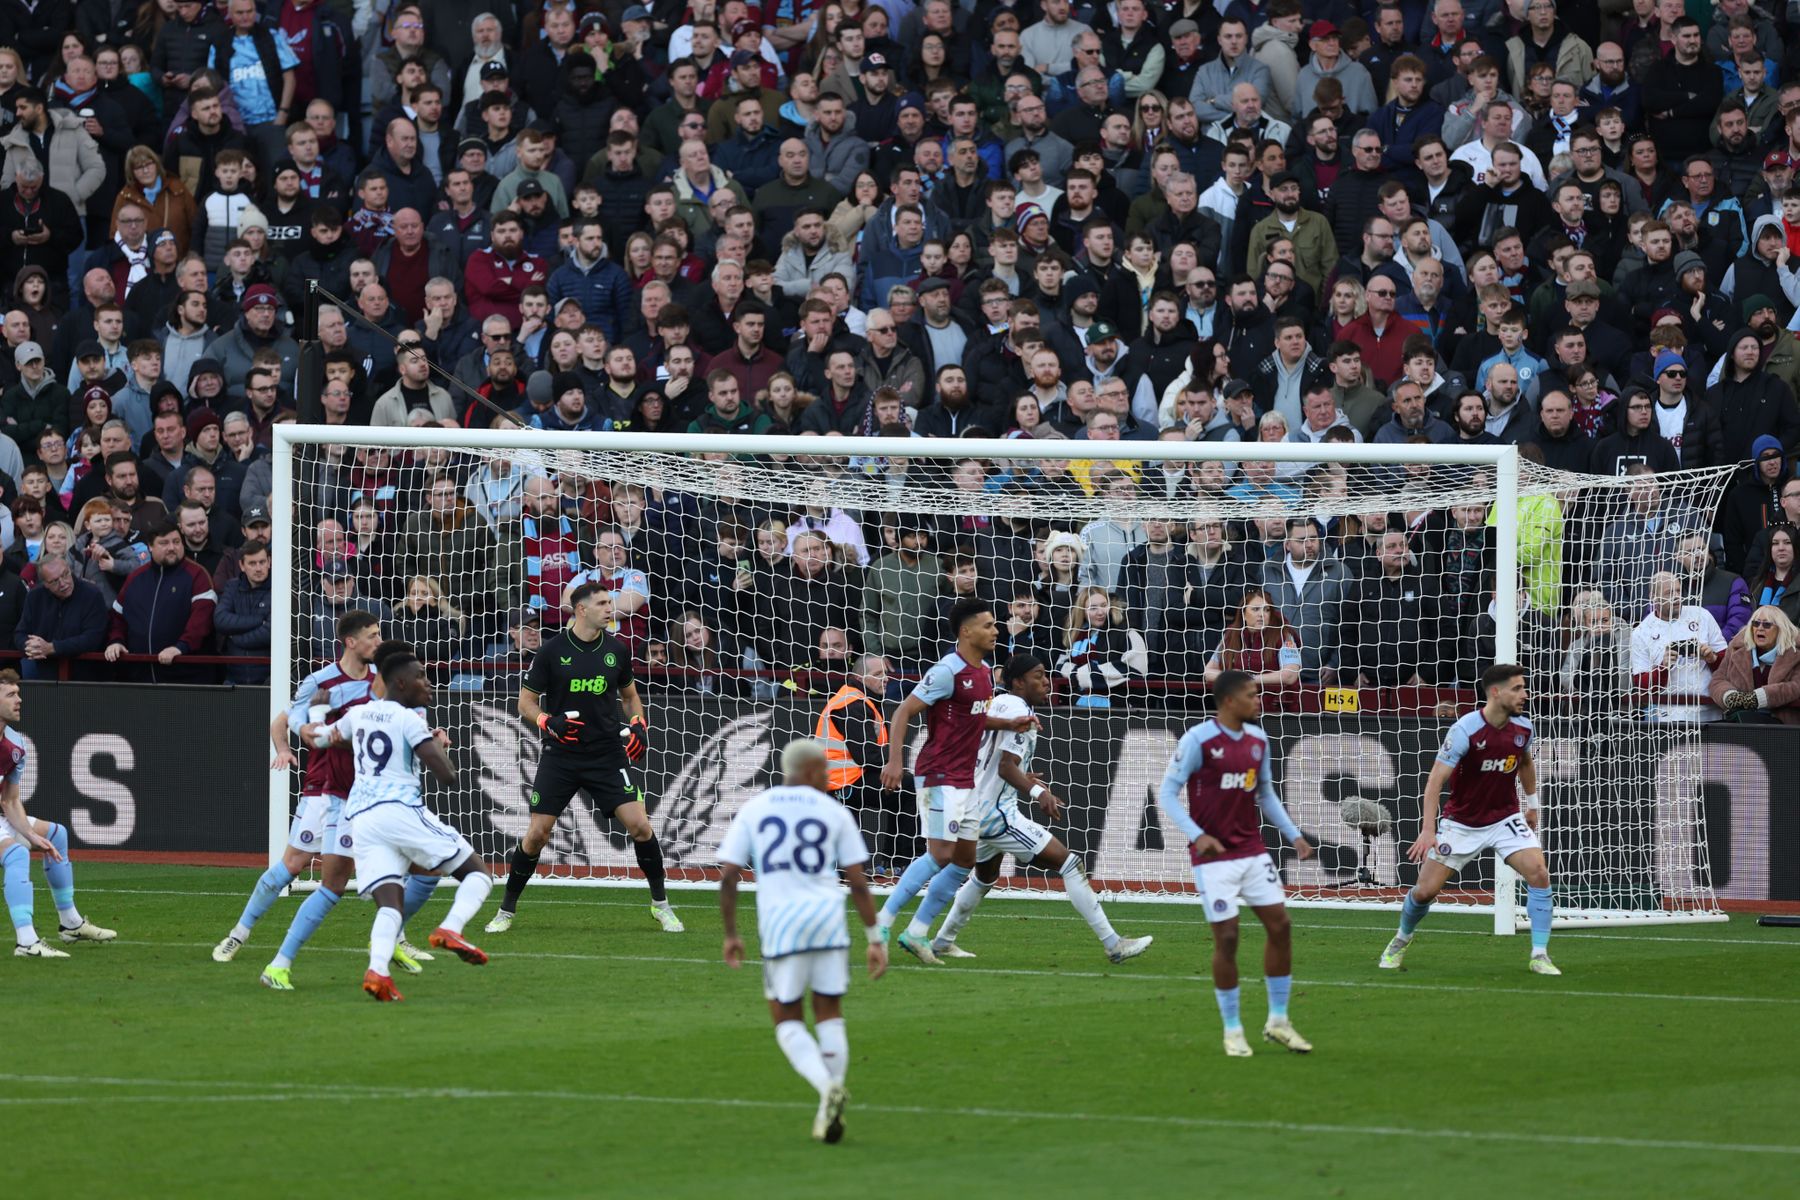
[1191,854,1286,924]
[761,947,850,1003]
[288,793,349,856]
[976,809,1055,865]
[915,780,980,842]
[1427,814,1541,872]
[529,752,643,821]
[0,812,21,847]
[348,803,475,895]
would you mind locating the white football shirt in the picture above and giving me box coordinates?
[333,699,435,820]
[715,784,868,959]
[972,692,1036,834]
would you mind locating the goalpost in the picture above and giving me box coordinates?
[271,426,1737,931]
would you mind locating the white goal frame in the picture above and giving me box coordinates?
[269,424,1725,932]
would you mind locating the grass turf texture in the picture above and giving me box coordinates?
[7,864,1796,1200]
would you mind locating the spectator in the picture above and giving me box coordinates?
[1056,585,1148,708]
[13,552,106,680]
[763,529,858,671]
[1630,569,1728,722]
[371,342,456,427]
[1709,605,1800,725]
[210,536,271,683]
[389,575,468,669]
[862,519,939,674]
[565,526,652,658]
[1675,531,1751,644]
[300,560,390,664]
[1746,525,1800,626]
[662,609,733,696]
[1259,516,1348,683]
[1555,589,1631,712]
[1204,587,1302,688]
[103,520,216,683]
[1339,530,1437,687]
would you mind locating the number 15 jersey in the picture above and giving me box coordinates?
[333,699,434,821]
[715,785,869,959]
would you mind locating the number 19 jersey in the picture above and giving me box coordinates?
[715,785,869,959]
[333,699,434,821]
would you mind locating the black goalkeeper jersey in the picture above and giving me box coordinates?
[523,628,636,758]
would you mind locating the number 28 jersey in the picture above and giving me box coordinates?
[332,699,434,821]
[715,785,869,959]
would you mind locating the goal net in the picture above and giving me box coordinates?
[271,427,1738,930]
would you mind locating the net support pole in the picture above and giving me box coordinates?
[1491,447,1522,936]
[268,435,296,868]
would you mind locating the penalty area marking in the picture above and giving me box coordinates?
[0,1072,1793,1158]
[96,939,1800,1006]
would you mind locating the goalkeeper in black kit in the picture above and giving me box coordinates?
[484,581,685,934]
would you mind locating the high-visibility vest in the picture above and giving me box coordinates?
[814,684,887,791]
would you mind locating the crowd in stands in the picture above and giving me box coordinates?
[0,0,1799,722]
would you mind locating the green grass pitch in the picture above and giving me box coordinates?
[8,864,1797,1199]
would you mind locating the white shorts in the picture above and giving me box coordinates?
[348,803,475,895]
[0,813,21,848]
[916,781,980,842]
[1191,854,1286,924]
[1427,814,1541,873]
[976,810,1055,865]
[289,793,349,856]
[761,947,850,1003]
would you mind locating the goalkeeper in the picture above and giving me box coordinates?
[485,582,685,935]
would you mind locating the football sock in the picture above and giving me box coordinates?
[1398,888,1432,938]
[500,845,539,913]
[273,886,340,969]
[1214,986,1243,1034]
[633,837,668,903]
[906,861,970,939]
[879,853,941,925]
[1527,885,1553,952]
[442,870,494,935]
[2,842,35,945]
[234,860,296,940]
[401,875,440,925]
[43,823,81,927]
[774,1020,832,1097]
[1060,855,1119,950]
[815,1018,848,1084]
[1265,975,1292,1022]
[368,906,402,976]
[932,875,992,948]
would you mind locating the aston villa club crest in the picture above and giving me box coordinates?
[1437,842,1452,856]
[1514,734,1525,747]
[300,830,314,844]
[1251,744,1263,761]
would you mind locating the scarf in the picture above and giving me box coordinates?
[115,234,150,289]
[53,81,97,108]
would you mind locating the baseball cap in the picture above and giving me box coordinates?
[1308,19,1339,38]
[243,505,271,527]
[1169,18,1198,37]
[514,605,544,627]
[1088,321,1119,343]
[861,51,889,72]
[480,60,509,81]
[1221,377,1254,399]
[76,338,104,360]
[516,178,547,199]
[730,48,759,68]
[1765,150,1792,170]
[1269,169,1301,190]
[13,341,42,367]
[241,284,278,312]
[319,559,354,581]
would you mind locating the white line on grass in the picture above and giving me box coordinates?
[79,887,1798,947]
[105,939,1800,1006]
[0,1072,1792,1157]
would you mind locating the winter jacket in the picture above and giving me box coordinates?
[1189,53,1273,125]
[156,323,216,401]
[106,556,216,656]
[372,236,464,294]
[774,226,855,300]
[370,381,457,428]
[0,371,66,452]
[855,343,927,411]
[211,317,300,402]
[0,110,104,205]
[13,574,107,663]
[1708,329,1800,462]
[1366,99,1448,171]
[1505,28,1594,93]
[546,249,634,344]
[72,529,148,606]
[1296,56,1378,116]
[195,186,253,274]
[211,572,271,683]
[111,173,198,261]
[149,8,222,85]
[803,115,872,197]
[463,247,550,326]
[1251,23,1301,121]
[1244,208,1338,292]
[1259,556,1349,681]
[1708,642,1800,726]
